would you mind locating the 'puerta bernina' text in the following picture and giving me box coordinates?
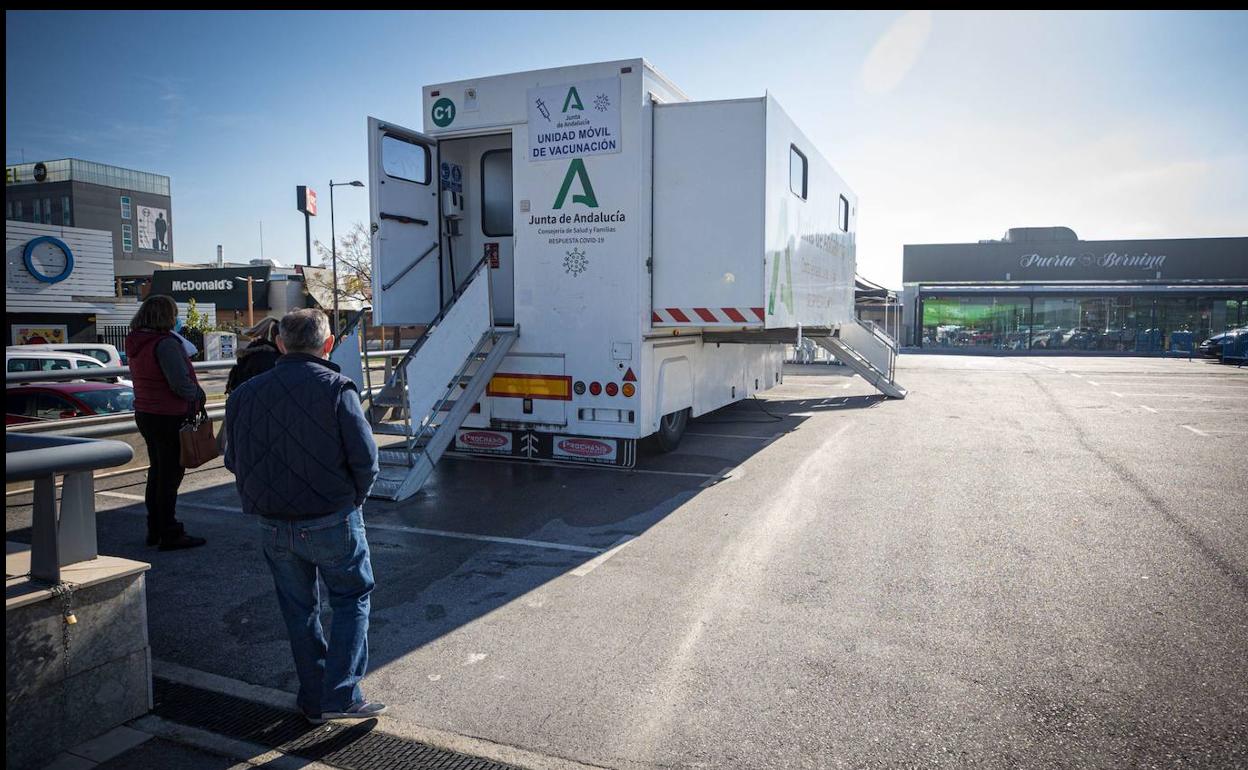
[1019,252,1167,270]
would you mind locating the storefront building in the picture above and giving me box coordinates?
[901,228,1248,353]
[148,265,309,330]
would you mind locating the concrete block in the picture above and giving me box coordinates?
[6,572,151,770]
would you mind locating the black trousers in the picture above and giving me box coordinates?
[135,411,187,540]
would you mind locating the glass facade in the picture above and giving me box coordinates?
[921,293,1248,352]
[6,158,169,195]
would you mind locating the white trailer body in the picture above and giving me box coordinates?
[364,59,884,497]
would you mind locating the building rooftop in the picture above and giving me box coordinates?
[6,158,170,196]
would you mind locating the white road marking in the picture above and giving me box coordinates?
[1181,425,1209,437]
[462,653,488,666]
[98,490,240,513]
[1107,394,1248,399]
[443,452,718,480]
[1142,407,1248,413]
[1111,392,1124,398]
[569,535,637,577]
[95,492,606,555]
[1087,381,1101,386]
[685,431,776,441]
[1140,405,1158,413]
[1069,373,1083,378]
[700,466,739,488]
[150,660,596,770]
[366,523,604,554]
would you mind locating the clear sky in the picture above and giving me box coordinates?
[6,11,1247,287]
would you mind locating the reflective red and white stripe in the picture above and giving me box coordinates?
[651,307,766,326]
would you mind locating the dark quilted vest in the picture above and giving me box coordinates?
[227,354,360,519]
[126,329,199,415]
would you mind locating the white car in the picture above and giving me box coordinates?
[6,350,131,386]
[8,342,123,369]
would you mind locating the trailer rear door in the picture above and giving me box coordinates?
[368,116,442,326]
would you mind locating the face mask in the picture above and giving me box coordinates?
[174,318,183,333]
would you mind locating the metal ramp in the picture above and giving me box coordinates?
[815,319,908,399]
[367,261,517,501]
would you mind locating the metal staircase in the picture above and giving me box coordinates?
[815,319,908,399]
[366,260,517,501]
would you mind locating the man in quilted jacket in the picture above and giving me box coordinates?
[224,308,383,724]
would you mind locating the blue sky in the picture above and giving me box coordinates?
[6,11,1247,287]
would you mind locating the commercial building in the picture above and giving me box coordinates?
[5,220,211,347]
[6,158,175,281]
[148,264,310,331]
[901,228,1248,353]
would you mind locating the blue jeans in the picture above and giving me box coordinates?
[259,507,375,715]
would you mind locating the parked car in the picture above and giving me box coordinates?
[1198,328,1245,358]
[6,349,131,386]
[9,342,123,368]
[6,382,136,424]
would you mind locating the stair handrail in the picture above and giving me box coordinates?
[407,329,498,456]
[858,318,898,352]
[332,308,370,350]
[387,256,493,387]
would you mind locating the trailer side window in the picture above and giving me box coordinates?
[481,149,513,237]
[838,195,849,232]
[789,145,807,200]
[381,134,431,185]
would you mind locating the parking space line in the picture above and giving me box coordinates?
[368,522,604,554]
[700,466,739,488]
[1140,405,1158,413]
[1107,394,1248,399]
[1181,425,1210,437]
[1069,373,1083,378]
[685,431,776,441]
[1111,392,1124,398]
[443,452,719,480]
[95,491,607,554]
[570,535,637,576]
[1087,380,1101,386]
[1143,407,1248,413]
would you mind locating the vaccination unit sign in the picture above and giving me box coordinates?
[527,77,621,162]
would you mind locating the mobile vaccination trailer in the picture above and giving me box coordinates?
[359,58,904,500]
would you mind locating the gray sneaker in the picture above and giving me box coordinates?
[320,701,387,720]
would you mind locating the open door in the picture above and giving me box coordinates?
[368,116,441,326]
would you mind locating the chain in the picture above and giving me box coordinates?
[48,581,78,681]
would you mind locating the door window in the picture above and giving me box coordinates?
[382,134,430,184]
[481,149,513,237]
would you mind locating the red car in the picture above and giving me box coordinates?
[6,382,136,425]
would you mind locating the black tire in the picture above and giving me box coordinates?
[650,408,690,453]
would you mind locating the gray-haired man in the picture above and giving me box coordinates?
[224,309,384,723]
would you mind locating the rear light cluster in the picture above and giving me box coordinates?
[575,379,635,398]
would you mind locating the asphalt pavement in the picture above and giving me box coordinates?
[8,354,1247,769]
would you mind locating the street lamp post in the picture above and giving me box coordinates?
[329,180,365,335]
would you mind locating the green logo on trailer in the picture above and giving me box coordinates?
[431,98,456,128]
[768,242,794,315]
[562,86,584,113]
[553,159,599,209]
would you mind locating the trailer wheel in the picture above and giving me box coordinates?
[651,408,690,453]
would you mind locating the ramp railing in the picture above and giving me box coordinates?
[6,434,134,583]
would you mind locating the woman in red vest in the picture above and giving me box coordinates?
[125,295,208,551]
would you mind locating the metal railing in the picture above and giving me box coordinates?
[7,434,134,583]
[6,359,237,385]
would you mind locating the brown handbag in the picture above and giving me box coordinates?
[179,408,219,468]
